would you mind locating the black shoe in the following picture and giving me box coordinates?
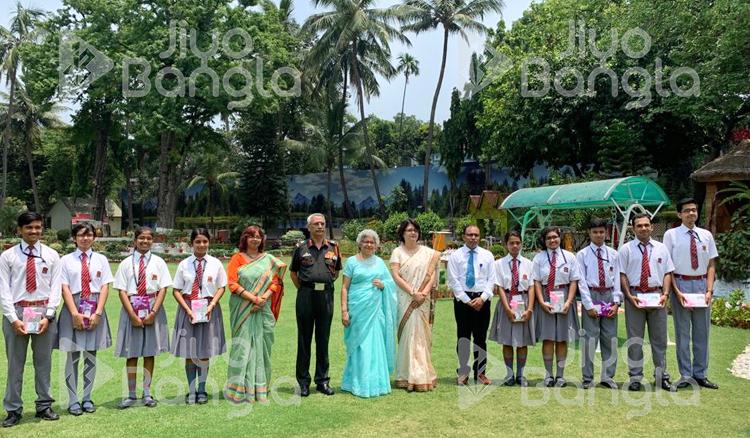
[516,376,528,387]
[196,392,208,404]
[2,411,22,428]
[503,376,516,387]
[35,407,59,421]
[554,377,567,388]
[185,393,196,405]
[143,396,158,408]
[628,381,642,391]
[582,380,594,389]
[118,397,138,409]
[695,378,719,389]
[599,380,619,390]
[660,379,677,392]
[299,385,310,397]
[316,383,335,396]
[81,400,96,413]
[67,403,83,416]
[676,378,695,390]
[544,377,555,388]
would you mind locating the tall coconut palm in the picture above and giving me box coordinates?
[185,150,240,232]
[0,2,45,209]
[401,0,503,210]
[396,53,419,151]
[303,0,410,217]
[10,86,66,213]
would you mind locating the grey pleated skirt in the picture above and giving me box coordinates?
[535,289,579,342]
[489,292,536,347]
[170,299,226,359]
[115,302,170,358]
[56,293,112,352]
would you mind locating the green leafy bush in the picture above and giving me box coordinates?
[489,244,507,259]
[56,229,71,243]
[711,289,750,329]
[715,213,750,281]
[415,211,445,238]
[48,242,63,255]
[453,215,476,239]
[337,239,358,256]
[378,241,398,258]
[281,230,305,246]
[342,219,365,241]
[383,212,408,242]
[0,197,26,236]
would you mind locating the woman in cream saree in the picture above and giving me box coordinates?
[389,219,441,392]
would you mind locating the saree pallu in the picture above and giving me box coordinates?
[224,254,286,403]
[341,256,397,398]
[394,246,439,392]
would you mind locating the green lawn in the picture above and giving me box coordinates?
[2,259,750,437]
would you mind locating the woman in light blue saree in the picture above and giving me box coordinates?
[340,229,397,398]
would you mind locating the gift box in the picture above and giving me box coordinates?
[191,299,209,323]
[78,299,97,329]
[684,293,708,308]
[23,307,44,334]
[130,296,152,319]
[637,292,661,308]
[592,301,613,317]
[549,291,565,313]
[510,296,525,322]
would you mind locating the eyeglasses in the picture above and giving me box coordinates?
[360,241,376,246]
[464,233,480,237]
[545,235,560,240]
[681,208,698,213]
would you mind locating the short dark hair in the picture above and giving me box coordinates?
[17,211,42,227]
[134,226,153,240]
[538,226,561,249]
[676,197,698,213]
[238,225,265,252]
[463,224,480,236]
[588,218,608,230]
[396,219,421,243]
[190,228,211,243]
[504,230,522,244]
[630,213,651,227]
[72,223,96,237]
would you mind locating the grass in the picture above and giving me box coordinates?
[2,258,750,437]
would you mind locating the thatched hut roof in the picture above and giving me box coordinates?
[692,140,750,182]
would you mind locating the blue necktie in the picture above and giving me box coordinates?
[466,249,476,289]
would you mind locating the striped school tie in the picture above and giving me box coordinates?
[81,252,92,299]
[25,247,36,293]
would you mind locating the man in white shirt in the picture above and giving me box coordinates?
[576,218,622,389]
[619,213,676,392]
[0,212,62,427]
[447,225,495,385]
[663,197,719,390]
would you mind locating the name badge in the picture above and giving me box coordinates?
[563,267,569,273]
[657,258,662,264]
[96,271,102,278]
[207,276,213,282]
[522,274,527,280]
[314,283,326,291]
[151,274,158,280]
[42,267,48,274]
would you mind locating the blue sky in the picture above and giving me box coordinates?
[2,0,533,123]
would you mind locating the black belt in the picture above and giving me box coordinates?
[465,291,484,297]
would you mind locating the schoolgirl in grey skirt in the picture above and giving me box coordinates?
[489,231,535,387]
[170,228,227,404]
[56,223,113,415]
[112,227,172,408]
[532,226,581,388]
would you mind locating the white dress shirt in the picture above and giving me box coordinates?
[531,248,581,288]
[576,243,623,309]
[0,242,62,322]
[61,249,114,295]
[493,254,533,292]
[113,251,172,295]
[618,239,675,288]
[663,224,718,276]
[447,245,495,303]
[173,254,228,298]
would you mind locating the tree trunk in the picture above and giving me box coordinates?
[157,131,178,228]
[423,27,450,211]
[326,162,334,239]
[125,166,134,231]
[398,74,409,159]
[0,71,17,209]
[23,131,41,214]
[208,182,215,233]
[339,69,354,218]
[92,112,111,223]
[352,58,386,218]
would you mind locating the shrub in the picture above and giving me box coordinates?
[716,213,750,281]
[364,218,385,240]
[383,212,409,242]
[453,215,476,239]
[342,219,364,241]
[489,243,507,259]
[106,241,129,253]
[56,228,71,243]
[281,230,305,246]
[711,289,750,329]
[379,241,398,258]
[230,216,263,244]
[415,211,445,239]
[48,242,63,255]
[337,238,358,256]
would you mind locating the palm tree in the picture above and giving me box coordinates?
[10,86,66,213]
[0,2,45,209]
[303,0,410,217]
[396,53,419,151]
[401,0,503,210]
[185,150,240,232]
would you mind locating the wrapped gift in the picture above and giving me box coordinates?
[23,307,44,334]
[78,299,97,329]
[510,295,525,322]
[130,296,152,319]
[592,301,613,317]
[549,291,565,313]
[191,299,209,323]
[637,293,661,308]
[684,293,708,308]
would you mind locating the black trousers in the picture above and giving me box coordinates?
[295,287,334,387]
[454,294,491,377]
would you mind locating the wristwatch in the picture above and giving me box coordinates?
[45,314,56,323]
